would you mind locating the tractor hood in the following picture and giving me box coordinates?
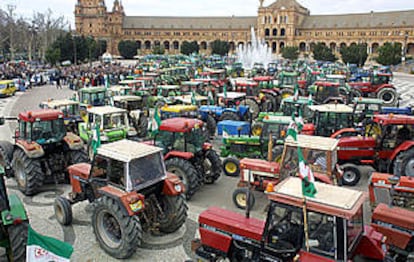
[338,136,376,148]
[199,207,265,242]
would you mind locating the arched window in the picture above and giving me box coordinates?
[265,28,270,36]
[136,41,141,50]
[144,41,151,50]
[272,29,277,36]
[164,41,170,50]
[280,28,286,36]
[173,41,179,50]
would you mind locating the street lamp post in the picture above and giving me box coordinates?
[402,31,409,65]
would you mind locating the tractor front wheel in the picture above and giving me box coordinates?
[92,196,142,259]
[262,94,278,112]
[232,188,255,210]
[12,149,43,196]
[0,140,14,176]
[377,88,398,106]
[223,157,240,177]
[165,158,201,200]
[54,196,73,226]
[251,122,263,136]
[241,98,260,119]
[394,148,414,177]
[158,195,188,234]
[7,221,28,262]
[203,150,222,184]
[205,115,217,137]
[341,164,361,186]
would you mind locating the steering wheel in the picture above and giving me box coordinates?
[267,221,296,250]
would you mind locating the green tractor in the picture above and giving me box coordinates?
[221,115,315,177]
[112,96,148,138]
[78,86,107,108]
[276,71,300,99]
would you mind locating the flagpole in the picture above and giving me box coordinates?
[302,197,310,252]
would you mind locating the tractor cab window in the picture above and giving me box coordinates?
[382,125,414,149]
[107,159,125,185]
[128,152,166,191]
[308,149,328,173]
[347,206,363,252]
[372,75,389,85]
[307,211,336,259]
[262,123,288,142]
[91,155,108,178]
[32,119,66,143]
[155,131,175,154]
[103,113,127,129]
[185,127,206,152]
[19,121,26,140]
[266,202,303,251]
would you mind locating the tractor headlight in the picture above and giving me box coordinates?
[100,135,109,142]
[174,184,182,192]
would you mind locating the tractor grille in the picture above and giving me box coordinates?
[373,187,392,206]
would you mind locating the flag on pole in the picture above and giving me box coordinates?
[208,90,214,105]
[293,85,299,101]
[104,74,110,89]
[91,122,101,155]
[191,90,197,105]
[223,83,227,99]
[26,225,73,262]
[286,114,299,141]
[308,93,313,105]
[150,106,162,136]
[298,147,317,197]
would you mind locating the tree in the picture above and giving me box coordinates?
[340,44,368,67]
[45,47,60,65]
[152,45,165,55]
[281,46,299,60]
[376,42,402,66]
[180,41,199,55]
[118,40,138,59]
[210,40,230,56]
[312,42,336,62]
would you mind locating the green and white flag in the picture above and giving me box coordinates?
[27,225,73,262]
[223,83,227,99]
[91,122,101,155]
[286,114,299,141]
[298,147,317,198]
[308,93,313,105]
[150,106,162,136]
[293,84,299,101]
[191,90,197,105]
[222,127,230,138]
[208,89,214,105]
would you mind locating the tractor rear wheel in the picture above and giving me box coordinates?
[0,141,14,176]
[7,221,28,262]
[377,88,398,106]
[223,157,240,177]
[241,98,260,119]
[205,115,217,137]
[232,188,255,210]
[394,148,414,177]
[158,195,188,234]
[219,111,240,122]
[69,150,88,165]
[54,196,73,226]
[92,196,142,259]
[262,94,278,112]
[12,149,43,196]
[341,164,361,186]
[203,150,222,184]
[165,158,200,200]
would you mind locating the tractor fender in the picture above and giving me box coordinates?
[98,186,145,216]
[390,141,414,161]
[63,133,84,151]
[376,84,395,91]
[163,172,185,196]
[353,225,386,261]
[2,194,28,226]
[164,151,194,161]
[314,173,333,185]
[15,141,44,159]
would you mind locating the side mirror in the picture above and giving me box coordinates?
[0,117,5,126]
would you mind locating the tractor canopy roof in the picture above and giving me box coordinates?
[235,80,258,87]
[374,114,414,125]
[217,92,246,99]
[87,106,127,115]
[119,80,141,85]
[353,97,383,105]
[19,109,64,122]
[280,71,299,77]
[113,95,142,102]
[98,139,162,163]
[262,115,292,124]
[40,99,79,108]
[79,86,107,93]
[282,96,312,104]
[326,74,346,79]
[180,81,202,86]
[253,76,273,82]
[309,104,353,113]
[174,95,207,104]
[161,105,198,113]
[268,177,365,220]
[285,134,338,151]
[157,85,180,90]
[159,117,204,133]
[313,81,340,87]
[109,85,132,92]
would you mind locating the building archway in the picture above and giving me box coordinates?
[173,41,179,50]
[330,42,336,51]
[237,42,245,49]
[371,43,380,54]
[299,42,306,52]
[272,42,277,53]
[164,41,170,50]
[201,41,207,50]
[340,42,347,50]
[265,28,270,36]
[154,40,160,47]
[350,42,357,46]
[280,28,286,36]
[145,40,151,50]
[279,42,285,51]
[272,28,277,36]
[136,41,142,50]
[408,43,414,55]
[229,41,235,51]
[310,42,316,52]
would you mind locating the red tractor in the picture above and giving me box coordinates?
[192,177,390,262]
[153,118,222,200]
[337,114,414,186]
[348,72,398,106]
[0,110,88,195]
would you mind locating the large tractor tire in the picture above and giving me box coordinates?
[69,150,89,165]
[203,150,222,184]
[232,187,255,210]
[262,94,278,112]
[205,115,217,137]
[251,122,263,136]
[54,196,73,226]
[280,88,294,99]
[7,221,29,262]
[241,98,260,119]
[135,115,149,138]
[12,149,43,196]
[393,148,414,177]
[341,163,362,186]
[158,195,188,234]
[223,157,240,177]
[377,88,398,106]
[92,195,142,259]
[165,158,201,200]
[0,141,14,176]
[219,111,240,122]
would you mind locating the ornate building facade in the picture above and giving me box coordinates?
[75,0,414,58]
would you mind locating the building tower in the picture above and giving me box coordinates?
[74,0,108,37]
[106,0,125,55]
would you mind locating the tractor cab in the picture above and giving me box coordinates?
[233,79,259,96]
[251,63,266,76]
[308,81,344,104]
[39,99,82,134]
[108,85,132,97]
[156,85,181,98]
[179,81,203,94]
[277,71,299,99]
[280,96,313,120]
[194,177,385,262]
[78,86,107,108]
[160,105,199,120]
[352,97,383,121]
[113,96,144,112]
[309,104,354,137]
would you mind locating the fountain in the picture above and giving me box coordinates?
[236,26,273,69]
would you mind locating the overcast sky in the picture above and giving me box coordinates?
[3,0,414,27]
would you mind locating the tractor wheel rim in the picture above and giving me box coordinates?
[282,93,291,99]
[382,92,393,102]
[97,210,122,249]
[405,159,414,177]
[55,203,64,222]
[203,158,212,176]
[15,160,26,188]
[343,170,356,183]
[225,162,237,174]
[236,193,247,207]
[252,126,262,136]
